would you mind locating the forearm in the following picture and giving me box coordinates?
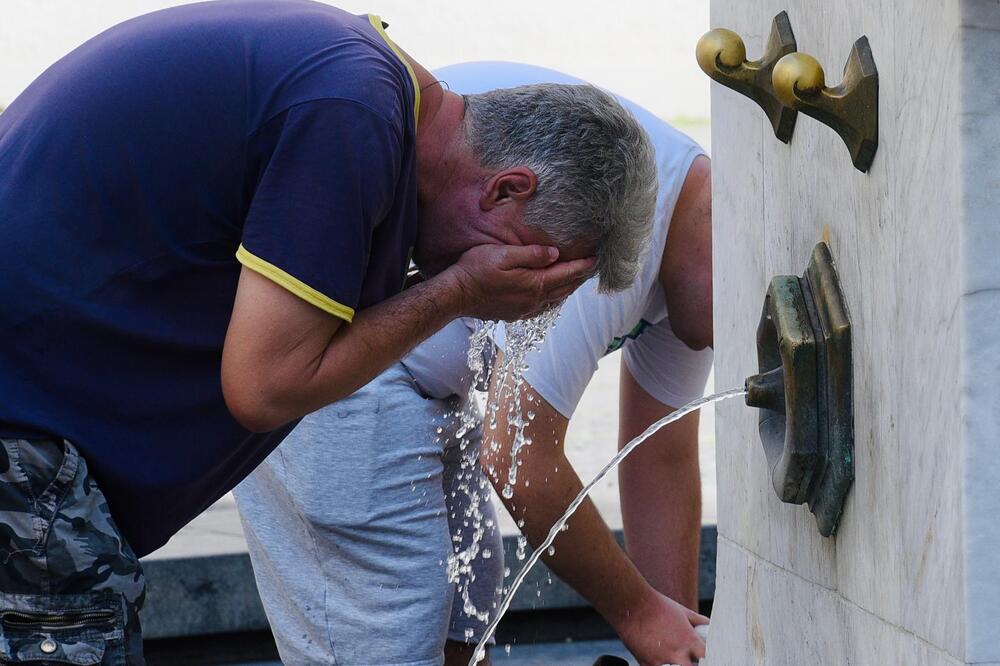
[224,243,597,432]
[224,270,461,431]
[293,274,461,410]
[618,364,703,609]
[488,446,655,628]
[619,439,701,609]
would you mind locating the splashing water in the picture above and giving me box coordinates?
[469,387,748,665]
[446,311,560,624]
[477,310,561,498]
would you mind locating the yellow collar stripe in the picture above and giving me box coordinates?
[368,14,420,128]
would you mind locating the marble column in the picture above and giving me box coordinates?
[707,1,1000,663]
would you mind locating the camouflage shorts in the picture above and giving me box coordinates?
[0,438,146,665]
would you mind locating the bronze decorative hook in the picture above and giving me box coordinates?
[772,37,879,172]
[695,11,798,143]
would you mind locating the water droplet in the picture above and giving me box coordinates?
[547,546,555,556]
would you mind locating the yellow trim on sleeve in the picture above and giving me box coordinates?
[236,244,355,323]
[368,14,421,127]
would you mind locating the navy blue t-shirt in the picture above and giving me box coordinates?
[0,0,419,556]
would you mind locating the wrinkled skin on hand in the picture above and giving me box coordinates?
[445,243,596,321]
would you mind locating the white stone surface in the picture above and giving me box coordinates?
[710,0,999,663]
[708,538,969,666]
[960,3,1000,662]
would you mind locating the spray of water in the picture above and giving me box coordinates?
[446,311,560,624]
[469,387,748,665]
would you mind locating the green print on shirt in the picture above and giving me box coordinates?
[605,319,652,355]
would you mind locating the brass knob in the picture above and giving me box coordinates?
[694,11,798,143]
[771,38,879,172]
[695,28,747,73]
[771,53,826,104]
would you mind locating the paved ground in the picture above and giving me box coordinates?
[493,639,633,665]
[239,639,634,666]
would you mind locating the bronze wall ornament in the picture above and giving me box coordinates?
[772,37,879,172]
[745,242,854,537]
[695,11,798,143]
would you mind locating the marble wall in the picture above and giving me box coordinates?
[708,1,1000,664]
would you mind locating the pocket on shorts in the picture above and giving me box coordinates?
[0,589,124,665]
[0,438,77,575]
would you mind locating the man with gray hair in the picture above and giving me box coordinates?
[0,3,653,662]
[236,62,708,666]
[463,85,656,293]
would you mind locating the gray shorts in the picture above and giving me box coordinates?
[234,364,503,666]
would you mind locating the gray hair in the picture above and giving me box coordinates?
[464,84,657,293]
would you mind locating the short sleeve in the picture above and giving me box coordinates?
[623,318,713,408]
[238,99,402,323]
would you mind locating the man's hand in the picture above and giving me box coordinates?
[443,244,595,321]
[613,589,707,666]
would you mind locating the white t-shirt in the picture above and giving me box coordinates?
[401,316,481,399]
[401,62,713,414]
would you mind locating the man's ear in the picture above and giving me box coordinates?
[480,167,537,210]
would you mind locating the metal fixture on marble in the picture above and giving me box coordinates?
[695,11,798,143]
[771,37,879,172]
[744,242,854,537]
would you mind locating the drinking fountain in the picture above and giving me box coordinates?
[744,242,854,536]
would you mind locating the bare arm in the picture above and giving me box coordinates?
[222,244,593,432]
[618,362,702,610]
[661,155,713,350]
[482,360,706,666]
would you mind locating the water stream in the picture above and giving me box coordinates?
[469,386,748,665]
[447,311,560,627]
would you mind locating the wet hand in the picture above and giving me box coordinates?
[444,244,596,321]
[614,590,707,666]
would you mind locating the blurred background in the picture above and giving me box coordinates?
[1,1,709,123]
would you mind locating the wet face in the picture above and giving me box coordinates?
[414,195,594,278]
[413,127,595,276]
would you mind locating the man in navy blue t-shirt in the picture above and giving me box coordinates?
[0,2,657,660]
